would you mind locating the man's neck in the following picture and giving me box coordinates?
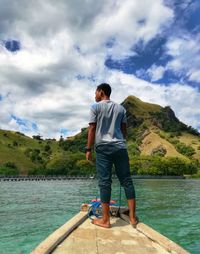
[101,96,110,101]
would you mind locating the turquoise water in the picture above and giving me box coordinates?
[0,179,199,254]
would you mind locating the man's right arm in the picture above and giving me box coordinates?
[87,123,96,149]
[86,123,96,161]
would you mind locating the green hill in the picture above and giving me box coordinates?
[0,130,62,175]
[122,95,199,154]
[0,96,200,176]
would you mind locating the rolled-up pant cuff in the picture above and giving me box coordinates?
[99,184,111,203]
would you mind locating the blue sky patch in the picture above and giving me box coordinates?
[31,122,38,131]
[11,115,38,132]
[185,3,200,33]
[137,19,146,26]
[136,68,192,86]
[105,1,200,88]
[153,69,187,85]
[76,74,85,80]
[4,40,21,52]
[164,0,200,34]
[105,37,116,48]
[74,44,81,54]
[76,74,96,82]
[105,37,172,75]
[186,80,200,91]
[60,128,69,136]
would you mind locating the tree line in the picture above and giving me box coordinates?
[1,154,199,177]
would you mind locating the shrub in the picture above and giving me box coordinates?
[175,142,195,157]
[30,149,43,163]
[13,141,18,146]
[16,131,25,136]
[0,162,19,175]
[159,132,165,139]
[151,145,167,157]
[24,148,32,157]
[44,144,51,152]
[3,162,17,169]
[45,152,85,175]
[32,135,43,140]
[45,158,70,175]
[28,167,47,175]
[75,160,95,175]
[130,156,198,176]
[127,143,140,156]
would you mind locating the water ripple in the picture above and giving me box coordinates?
[0,179,199,254]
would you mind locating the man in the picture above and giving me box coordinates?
[86,83,138,228]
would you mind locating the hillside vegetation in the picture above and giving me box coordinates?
[0,95,200,176]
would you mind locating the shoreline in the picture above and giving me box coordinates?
[0,175,186,181]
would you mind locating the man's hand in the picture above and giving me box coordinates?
[86,151,92,161]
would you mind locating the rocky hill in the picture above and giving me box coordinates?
[122,96,200,160]
[0,95,200,176]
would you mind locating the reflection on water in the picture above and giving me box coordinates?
[0,179,199,254]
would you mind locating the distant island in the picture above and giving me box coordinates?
[0,95,200,177]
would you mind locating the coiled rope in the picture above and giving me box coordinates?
[88,185,122,219]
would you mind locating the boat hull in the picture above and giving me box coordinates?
[30,204,190,254]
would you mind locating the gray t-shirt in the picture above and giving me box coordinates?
[89,100,127,149]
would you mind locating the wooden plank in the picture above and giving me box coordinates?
[52,216,170,254]
[95,217,169,254]
[53,219,98,254]
[31,204,190,254]
[137,223,190,254]
[120,214,190,254]
[30,211,88,254]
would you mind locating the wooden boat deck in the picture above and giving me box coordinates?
[31,205,190,254]
[53,216,170,254]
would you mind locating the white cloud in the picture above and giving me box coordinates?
[91,0,173,60]
[1,0,199,139]
[189,70,200,82]
[107,70,200,130]
[147,64,165,81]
[166,34,200,82]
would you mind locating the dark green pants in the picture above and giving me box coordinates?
[96,145,135,203]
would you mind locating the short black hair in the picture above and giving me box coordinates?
[97,83,112,97]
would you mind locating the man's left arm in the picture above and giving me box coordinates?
[121,122,127,139]
[121,107,127,139]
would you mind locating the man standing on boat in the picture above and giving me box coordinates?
[86,83,138,228]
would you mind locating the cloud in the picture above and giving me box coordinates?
[93,0,173,60]
[107,70,200,130]
[161,1,200,85]
[165,34,200,83]
[189,70,200,82]
[0,0,199,138]
[147,64,165,81]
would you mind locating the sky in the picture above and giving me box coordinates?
[0,0,200,139]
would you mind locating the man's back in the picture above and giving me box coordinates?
[89,100,127,149]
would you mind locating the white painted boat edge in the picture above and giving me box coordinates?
[30,211,88,254]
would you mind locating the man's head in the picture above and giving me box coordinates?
[95,83,112,102]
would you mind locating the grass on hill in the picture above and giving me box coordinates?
[0,95,199,175]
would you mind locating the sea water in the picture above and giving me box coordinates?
[0,179,199,254]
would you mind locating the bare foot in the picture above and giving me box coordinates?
[129,216,139,227]
[91,218,111,228]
